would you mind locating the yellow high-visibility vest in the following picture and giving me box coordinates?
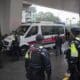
[25,50,29,59]
[70,42,78,57]
[25,50,31,59]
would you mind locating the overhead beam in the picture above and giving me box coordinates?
[25,0,79,13]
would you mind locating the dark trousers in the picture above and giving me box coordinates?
[26,68,45,80]
[68,58,79,80]
[10,46,20,61]
[0,52,3,68]
[55,46,62,56]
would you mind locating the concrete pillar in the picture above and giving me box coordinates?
[9,0,23,32]
[0,0,10,35]
[0,0,23,35]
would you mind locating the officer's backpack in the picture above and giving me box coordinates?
[25,45,44,67]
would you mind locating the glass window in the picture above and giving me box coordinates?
[26,26,38,37]
[16,25,30,35]
[41,26,64,35]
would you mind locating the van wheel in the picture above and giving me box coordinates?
[21,46,29,56]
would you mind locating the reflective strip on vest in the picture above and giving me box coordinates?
[25,50,29,59]
[70,43,78,57]
[76,37,80,41]
[25,50,31,59]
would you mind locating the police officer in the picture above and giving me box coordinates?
[65,29,80,80]
[55,32,63,55]
[25,34,51,80]
[0,36,3,68]
[10,33,20,61]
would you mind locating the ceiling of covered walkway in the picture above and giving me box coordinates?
[25,0,80,13]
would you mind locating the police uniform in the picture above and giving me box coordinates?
[55,34,62,55]
[10,35,20,60]
[0,37,3,68]
[66,37,80,80]
[25,44,51,80]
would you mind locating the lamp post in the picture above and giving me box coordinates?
[66,17,76,31]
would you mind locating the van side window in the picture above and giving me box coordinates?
[41,26,54,35]
[26,26,38,37]
[16,25,30,35]
[41,26,64,35]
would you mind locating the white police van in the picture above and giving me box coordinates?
[3,21,65,52]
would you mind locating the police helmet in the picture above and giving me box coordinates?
[75,37,80,41]
[36,34,44,42]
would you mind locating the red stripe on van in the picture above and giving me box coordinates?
[28,36,65,45]
[28,41,37,45]
[43,37,56,43]
[28,37,56,45]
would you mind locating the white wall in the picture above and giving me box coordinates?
[9,0,23,32]
[0,0,23,35]
[0,0,10,35]
[0,0,31,35]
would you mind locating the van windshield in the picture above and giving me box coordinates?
[16,25,30,35]
[41,26,64,35]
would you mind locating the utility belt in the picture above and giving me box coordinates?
[29,65,44,71]
[69,57,78,64]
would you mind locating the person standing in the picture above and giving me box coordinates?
[55,32,63,56]
[25,34,51,80]
[64,29,80,80]
[10,33,20,61]
[0,36,3,68]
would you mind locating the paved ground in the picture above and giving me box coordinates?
[0,50,67,80]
